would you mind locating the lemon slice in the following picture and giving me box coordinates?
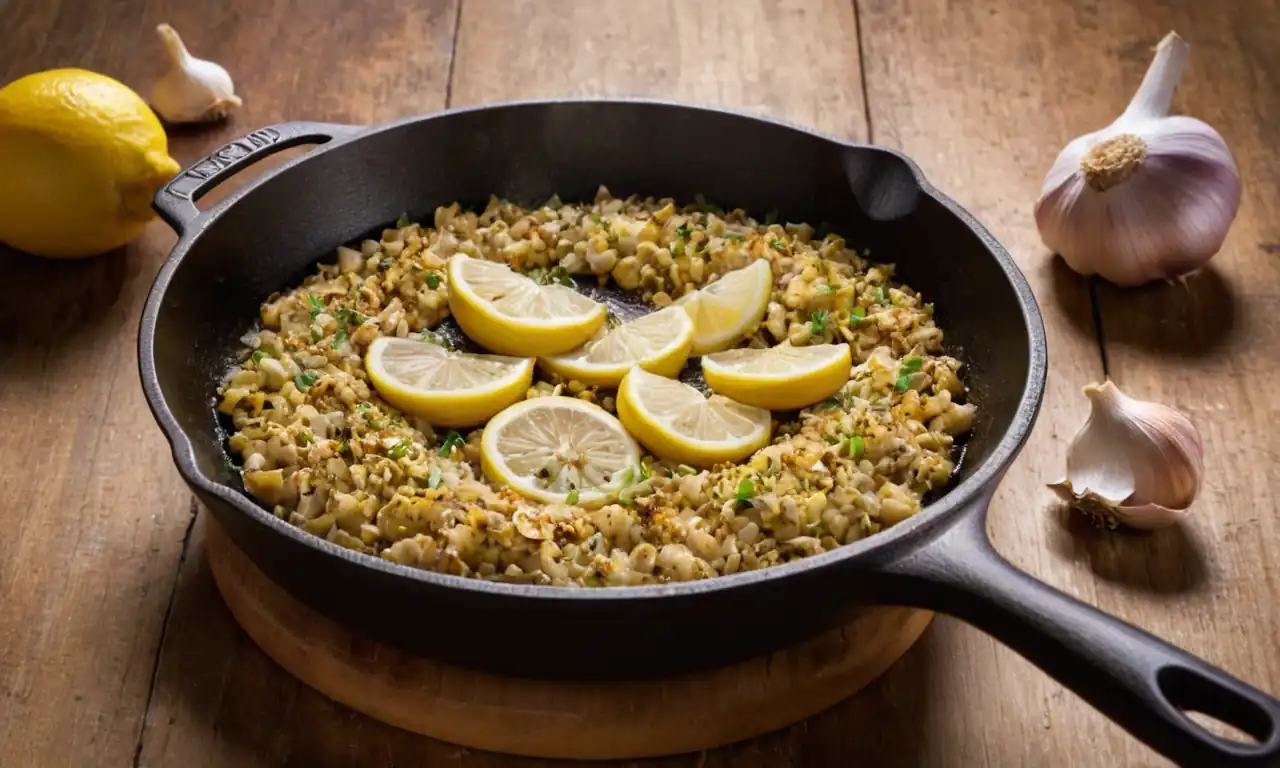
[365,336,533,428]
[539,306,695,387]
[447,255,606,356]
[702,343,852,411]
[616,367,772,468]
[481,397,640,506]
[673,258,773,355]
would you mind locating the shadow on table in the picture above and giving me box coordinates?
[1046,502,1207,595]
[1049,258,1239,360]
[138,515,941,768]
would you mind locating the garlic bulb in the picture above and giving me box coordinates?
[151,24,242,123]
[1035,32,1240,286]
[1050,381,1204,530]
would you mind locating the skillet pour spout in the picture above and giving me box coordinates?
[139,101,1280,767]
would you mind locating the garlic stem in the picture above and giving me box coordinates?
[157,24,190,67]
[1122,32,1189,122]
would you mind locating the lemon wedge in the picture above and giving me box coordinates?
[365,336,533,428]
[447,255,606,356]
[481,397,640,506]
[539,306,695,387]
[673,258,773,355]
[616,367,772,468]
[702,343,852,411]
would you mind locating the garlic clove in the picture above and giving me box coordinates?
[1051,381,1204,530]
[1034,32,1241,286]
[150,23,242,124]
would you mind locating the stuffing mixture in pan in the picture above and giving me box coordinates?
[217,188,975,586]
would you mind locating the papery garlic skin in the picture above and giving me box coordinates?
[151,24,242,124]
[1035,32,1241,287]
[1049,381,1204,530]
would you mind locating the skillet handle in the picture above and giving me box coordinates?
[153,121,362,235]
[882,494,1280,767]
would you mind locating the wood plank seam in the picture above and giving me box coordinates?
[132,498,201,768]
[444,0,464,108]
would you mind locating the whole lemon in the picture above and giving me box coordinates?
[0,68,181,258]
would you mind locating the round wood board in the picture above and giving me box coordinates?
[205,518,933,760]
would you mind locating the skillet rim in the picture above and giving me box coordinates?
[138,97,1049,603]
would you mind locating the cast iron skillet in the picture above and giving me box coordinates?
[139,100,1279,766]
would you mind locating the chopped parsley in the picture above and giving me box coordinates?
[395,213,412,228]
[735,478,756,506]
[723,233,745,242]
[378,258,394,271]
[387,439,409,459]
[846,435,865,459]
[675,223,692,240]
[424,271,442,289]
[769,239,785,251]
[437,430,464,457]
[545,193,562,209]
[809,310,829,335]
[872,286,886,304]
[356,402,374,414]
[419,329,450,348]
[310,326,322,342]
[817,284,835,295]
[331,329,348,349]
[901,356,924,373]
[618,497,634,507]
[590,213,602,224]
[427,467,442,489]
[250,350,267,364]
[308,294,324,320]
[895,373,912,393]
[638,462,652,481]
[297,431,314,445]
[336,306,368,327]
[339,439,350,453]
[850,306,866,321]
[294,371,318,390]
[566,490,580,505]
[527,264,576,288]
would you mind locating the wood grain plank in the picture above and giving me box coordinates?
[0,1,458,766]
[449,0,868,142]
[1088,0,1280,720]
[860,0,1280,765]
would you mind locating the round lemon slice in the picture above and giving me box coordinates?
[481,397,640,506]
[539,306,695,387]
[673,258,773,355]
[702,343,852,411]
[616,367,772,468]
[365,336,533,428]
[447,255,606,356]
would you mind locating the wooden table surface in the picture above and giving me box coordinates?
[3,1,1278,765]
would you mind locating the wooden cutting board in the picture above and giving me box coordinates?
[204,518,933,759]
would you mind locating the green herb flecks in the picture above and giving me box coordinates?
[872,286,886,304]
[846,435,865,459]
[545,194,563,209]
[850,306,866,321]
[724,232,745,242]
[817,283,835,295]
[895,373,912,393]
[331,329,348,350]
[250,350,267,364]
[420,329,450,348]
[809,310,829,335]
[294,372,319,390]
[901,356,924,373]
[675,224,692,240]
[308,294,324,320]
[336,306,368,327]
[424,271,442,289]
[527,264,576,288]
[297,431,314,446]
[388,439,409,459]
[735,478,756,507]
[395,213,412,228]
[566,490,580,505]
[356,402,374,414]
[438,431,465,457]
[770,239,785,251]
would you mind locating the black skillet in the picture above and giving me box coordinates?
[138,100,1279,766]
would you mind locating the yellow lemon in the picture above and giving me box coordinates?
[0,69,181,258]
[673,258,773,355]
[616,367,772,468]
[539,305,695,388]
[446,255,606,356]
[480,397,640,506]
[701,343,852,411]
[365,336,533,428]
